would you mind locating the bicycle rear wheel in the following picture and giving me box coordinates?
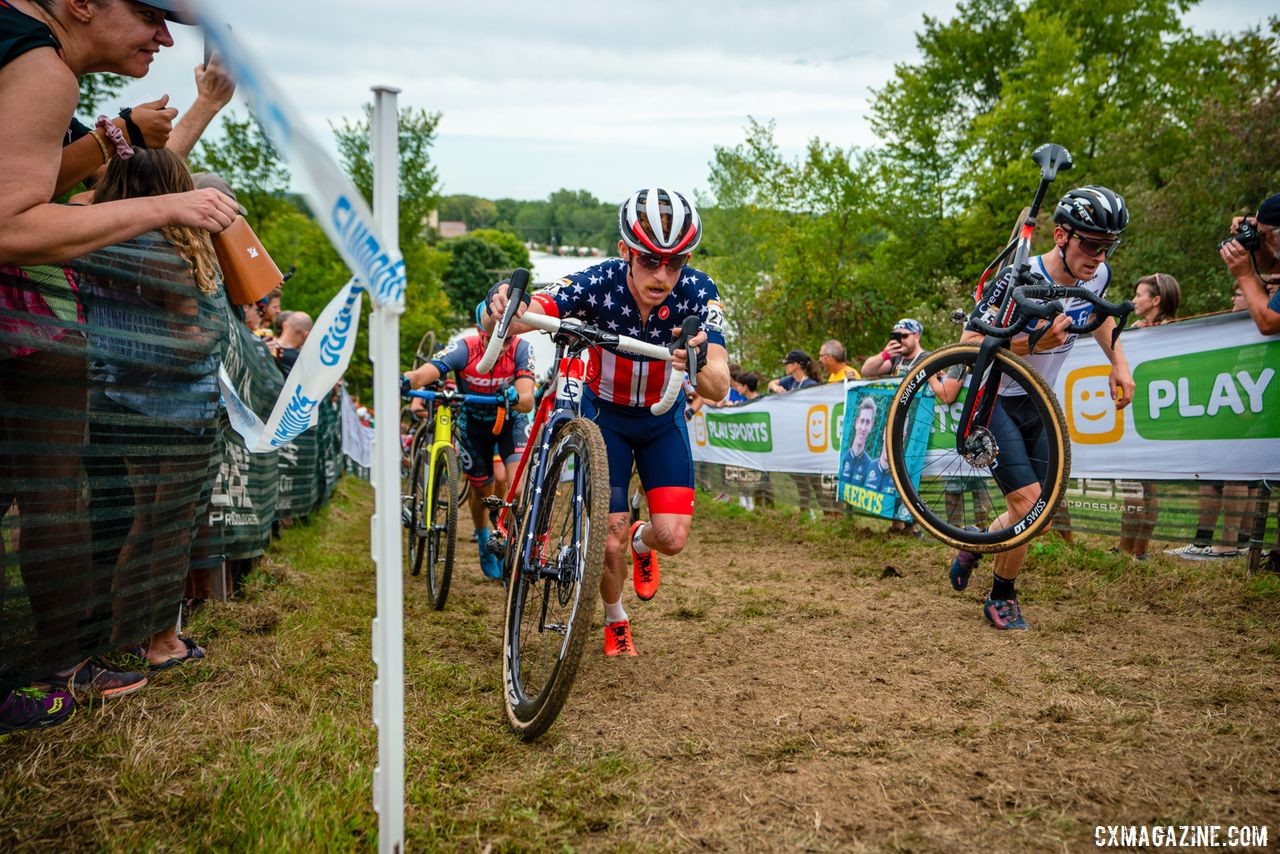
[502,418,607,741]
[425,446,460,610]
[886,343,1070,553]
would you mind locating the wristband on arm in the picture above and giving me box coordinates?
[88,128,111,164]
[117,108,146,148]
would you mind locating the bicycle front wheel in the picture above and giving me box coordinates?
[425,446,460,610]
[886,343,1070,553]
[502,418,607,741]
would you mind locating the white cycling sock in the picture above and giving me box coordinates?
[603,598,628,624]
[631,522,652,553]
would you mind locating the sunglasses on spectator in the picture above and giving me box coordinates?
[1072,233,1122,258]
[631,250,690,271]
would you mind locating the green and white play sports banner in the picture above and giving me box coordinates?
[691,313,1278,481]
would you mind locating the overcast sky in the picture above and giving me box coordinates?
[114,1,1265,205]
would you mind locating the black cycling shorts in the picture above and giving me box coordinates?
[988,394,1048,495]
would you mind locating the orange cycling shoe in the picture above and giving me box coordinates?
[603,620,637,657]
[630,521,660,600]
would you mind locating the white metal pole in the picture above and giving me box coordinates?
[369,84,404,854]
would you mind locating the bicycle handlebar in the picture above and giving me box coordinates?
[478,266,691,416]
[404,388,505,407]
[476,268,531,374]
[511,312,686,416]
[967,271,1134,349]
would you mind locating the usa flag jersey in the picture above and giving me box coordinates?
[531,258,727,409]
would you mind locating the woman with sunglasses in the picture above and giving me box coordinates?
[946,185,1136,631]
[480,187,730,657]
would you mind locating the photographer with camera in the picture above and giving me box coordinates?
[1220,193,1280,335]
[861,318,928,379]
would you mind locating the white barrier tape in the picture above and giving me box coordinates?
[221,278,365,451]
[183,1,406,309]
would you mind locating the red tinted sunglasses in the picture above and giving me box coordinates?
[631,250,690,271]
[1072,232,1121,258]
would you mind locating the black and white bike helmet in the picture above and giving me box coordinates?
[618,187,702,255]
[1052,185,1129,235]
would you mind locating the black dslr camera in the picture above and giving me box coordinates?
[1220,219,1262,252]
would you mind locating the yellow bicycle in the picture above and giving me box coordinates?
[402,386,505,609]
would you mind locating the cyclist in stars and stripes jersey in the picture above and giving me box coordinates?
[481,187,731,658]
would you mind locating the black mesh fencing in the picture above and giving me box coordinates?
[2,237,353,692]
[206,320,283,564]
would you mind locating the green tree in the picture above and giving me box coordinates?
[468,228,530,270]
[332,105,442,250]
[702,120,892,372]
[330,105,453,395]
[437,194,498,230]
[189,113,292,232]
[442,235,518,317]
[860,0,1278,316]
[78,73,128,115]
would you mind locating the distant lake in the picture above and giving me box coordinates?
[529,251,617,284]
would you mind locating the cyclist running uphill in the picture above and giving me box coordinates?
[950,186,1136,630]
[402,321,536,579]
[482,187,731,657]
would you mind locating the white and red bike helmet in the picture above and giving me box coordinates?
[618,187,702,256]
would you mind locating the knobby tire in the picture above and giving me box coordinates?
[426,446,460,610]
[502,418,608,741]
[886,343,1069,553]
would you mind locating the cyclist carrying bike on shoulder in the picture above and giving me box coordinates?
[402,319,537,580]
[950,185,1136,630]
[481,187,731,657]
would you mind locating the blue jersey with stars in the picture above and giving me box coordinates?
[532,257,727,409]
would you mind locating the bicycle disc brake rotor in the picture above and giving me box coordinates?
[554,545,579,606]
[960,425,1000,468]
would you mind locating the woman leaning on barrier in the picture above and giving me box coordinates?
[82,146,225,674]
[0,0,235,734]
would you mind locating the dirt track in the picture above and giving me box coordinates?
[442,503,1280,850]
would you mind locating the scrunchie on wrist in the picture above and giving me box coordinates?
[96,115,134,159]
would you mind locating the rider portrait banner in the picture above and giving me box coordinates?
[836,382,931,521]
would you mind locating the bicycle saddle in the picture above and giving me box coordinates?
[1031,143,1073,180]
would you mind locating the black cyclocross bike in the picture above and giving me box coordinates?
[885,143,1133,553]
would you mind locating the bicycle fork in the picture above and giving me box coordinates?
[954,337,1007,467]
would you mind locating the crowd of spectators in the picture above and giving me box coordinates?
[0,0,331,735]
[693,195,1279,563]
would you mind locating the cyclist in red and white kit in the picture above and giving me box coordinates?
[481,187,730,657]
[402,324,536,580]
